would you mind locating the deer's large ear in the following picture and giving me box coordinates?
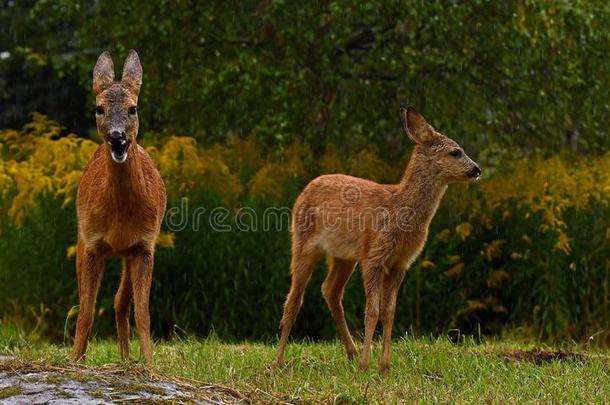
[400,106,435,145]
[93,51,114,94]
[121,49,143,96]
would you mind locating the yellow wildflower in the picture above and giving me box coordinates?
[455,222,473,240]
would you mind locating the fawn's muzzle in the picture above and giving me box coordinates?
[108,131,129,163]
[467,165,482,179]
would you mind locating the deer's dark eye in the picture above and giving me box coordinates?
[449,149,462,158]
[95,106,104,115]
[128,106,137,115]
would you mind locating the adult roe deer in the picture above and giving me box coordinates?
[72,50,166,363]
[273,107,481,375]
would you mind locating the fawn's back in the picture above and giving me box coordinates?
[292,174,402,263]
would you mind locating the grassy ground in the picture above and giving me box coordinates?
[4,336,610,403]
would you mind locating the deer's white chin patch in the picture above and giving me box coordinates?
[111,151,128,163]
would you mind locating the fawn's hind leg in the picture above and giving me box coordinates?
[72,242,105,362]
[322,258,358,360]
[114,262,133,361]
[273,246,323,367]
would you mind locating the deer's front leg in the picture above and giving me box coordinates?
[72,243,105,362]
[128,249,154,363]
[114,265,133,361]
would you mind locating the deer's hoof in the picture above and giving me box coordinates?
[379,363,390,377]
[71,352,86,363]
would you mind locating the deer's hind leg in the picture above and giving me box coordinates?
[72,242,105,362]
[322,257,358,360]
[273,244,323,367]
[114,262,133,361]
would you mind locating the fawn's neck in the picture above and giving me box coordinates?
[104,146,147,207]
[397,147,447,232]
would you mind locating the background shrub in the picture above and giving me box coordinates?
[2,116,610,345]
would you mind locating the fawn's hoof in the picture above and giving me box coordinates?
[346,349,358,361]
[271,358,284,370]
[358,360,370,370]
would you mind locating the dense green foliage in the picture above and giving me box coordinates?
[2,1,610,155]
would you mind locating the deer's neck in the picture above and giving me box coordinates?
[397,148,447,232]
[104,147,147,206]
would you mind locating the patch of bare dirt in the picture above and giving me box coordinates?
[0,356,248,404]
[502,348,586,365]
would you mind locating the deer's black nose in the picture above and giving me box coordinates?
[109,131,126,143]
[467,165,482,179]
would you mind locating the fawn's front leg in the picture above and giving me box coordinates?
[359,260,383,370]
[379,267,407,375]
[128,249,154,363]
[72,243,105,362]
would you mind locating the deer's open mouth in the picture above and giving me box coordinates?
[109,139,129,164]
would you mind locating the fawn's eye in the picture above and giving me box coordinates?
[128,106,137,115]
[95,106,104,115]
[449,149,462,158]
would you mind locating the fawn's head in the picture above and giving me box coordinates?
[400,106,481,182]
[92,50,142,164]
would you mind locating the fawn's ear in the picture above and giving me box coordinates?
[121,49,143,96]
[400,106,435,145]
[93,51,115,94]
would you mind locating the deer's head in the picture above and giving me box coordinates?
[92,50,142,164]
[400,106,481,183]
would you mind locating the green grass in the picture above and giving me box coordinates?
[4,336,610,403]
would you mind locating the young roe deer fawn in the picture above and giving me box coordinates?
[72,50,166,363]
[274,107,481,375]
